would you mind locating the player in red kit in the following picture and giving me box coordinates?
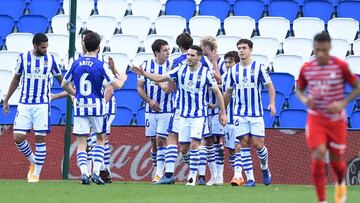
[296,32,360,203]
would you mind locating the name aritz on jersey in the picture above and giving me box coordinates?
[79,60,94,67]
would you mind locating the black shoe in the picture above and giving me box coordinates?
[91,173,105,185]
[100,169,112,183]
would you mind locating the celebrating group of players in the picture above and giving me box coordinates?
[3,29,360,203]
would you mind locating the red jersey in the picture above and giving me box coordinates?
[297,56,358,120]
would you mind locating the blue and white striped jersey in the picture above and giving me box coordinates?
[206,56,224,116]
[70,53,116,115]
[15,51,61,104]
[64,56,116,117]
[138,59,173,113]
[222,69,236,124]
[171,54,211,110]
[226,60,272,117]
[167,63,217,118]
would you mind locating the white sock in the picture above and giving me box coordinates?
[156,146,166,177]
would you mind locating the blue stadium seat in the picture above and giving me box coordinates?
[199,0,231,23]
[0,36,3,48]
[114,89,142,112]
[261,91,285,115]
[50,106,62,124]
[123,72,137,90]
[279,109,307,128]
[136,107,146,126]
[29,0,60,22]
[268,0,300,23]
[0,105,17,125]
[338,0,360,23]
[112,106,133,125]
[269,72,295,98]
[0,0,26,21]
[288,92,307,110]
[233,0,265,22]
[346,99,355,118]
[263,108,275,127]
[17,15,49,34]
[51,87,67,118]
[303,0,334,23]
[350,110,360,129]
[165,0,196,22]
[0,15,14,39]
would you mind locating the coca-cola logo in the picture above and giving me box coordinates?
[64,141,189,181]
[346,155,360,185]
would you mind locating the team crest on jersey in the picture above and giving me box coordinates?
[187,80,194,86]
[27,62,31,66]
[242,77,248,83]
[197,74,202,81]
[251,68,255,75]
[44,60,48,67]
[35,67,41,74]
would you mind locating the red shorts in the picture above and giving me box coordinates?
[306,114,347,155]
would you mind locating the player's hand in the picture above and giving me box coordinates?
[131,65,144,76]
[149,100,161,112]
[208,103,218,110]
[327,100,346,114]
[2,100,9,115]
[209,50,219,64]
[117,72,128,83]
[268,103,276,116]
[219,110,227,127]
[305,95,315,109]
[108,56,116,71]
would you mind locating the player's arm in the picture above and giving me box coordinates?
[137,80,161,112]
[51,91,68,100]
[104,85,114,103]
[132,65,171,82]
[223,88,233,109]
[265,83,276,116]
[61,80,76,96]
[157,81,177,94]
[2,74,21,115]
[212,86,227,126]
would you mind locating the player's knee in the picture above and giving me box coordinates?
[167,133,177,145]
[204,136,214,146]
[190,140,200,150]
[179,144,189,154]
[312,146,327,160]
[35,135,45,143]
[13,134,26,144]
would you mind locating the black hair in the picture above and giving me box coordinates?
[314,32,331,43]
[83,31,101,52]
[151,39,168,55]
[236,39,253,49]
[176,32,193,50]
[32,33,48,45]
[224,51,240,63]
[189,45,202,56]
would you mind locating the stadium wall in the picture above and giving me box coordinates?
[0,126,359,185]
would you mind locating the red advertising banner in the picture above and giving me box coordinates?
[0,126,359,185]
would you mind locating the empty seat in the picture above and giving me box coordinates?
[29,0,60,22]
[233,0,265,22]
[0,0,26,21]
[288,92,307,110]
[0,70,14,96]
[303,0,334,23]
[50,106,62,125]
[279,109,307,128]
[268,0,299,23]
[86,15,117,41]
[199,0,231,23]
[293,17,325,39]
[123,72,138,90]
[346,99,356,119]
[273,54,303,80]
[133,52,154,66]
[350,110,360,129]
[327,18,359,44]
[263,108,275,128]
[283,37,313,61]
[46,33,69,61]
[330,38,349,59]
[224,16,255,38]
[114,89,142,112]
[345,56,360,75]
[62,0,94,20]
[251,36,280,62]
[191,35,201,46]
[132,0,162,23]
[155,15,186,40]
[6,33,33,53]
[189,16,221,37]
[165,0,196,22]
[216,35,240,55]
[338,0,360,23]
[103,52,130,74]
[0,51,20,72]
[252,54,270,68]
[96,0,128,22]
[51,14,83,35]
[17,15,48,34]
[353,39,360,56]
[144,34,175,53]
[258,17,290,43]
[109,34,140,59]
[261,91,285,114]
[269,72,295,98]
[0,15,15,39]
[136,106,145,126]
[0,105,17,124]
[113,106,133,125]
[120,16,152,41]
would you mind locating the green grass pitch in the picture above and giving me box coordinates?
[0,180,359,203]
